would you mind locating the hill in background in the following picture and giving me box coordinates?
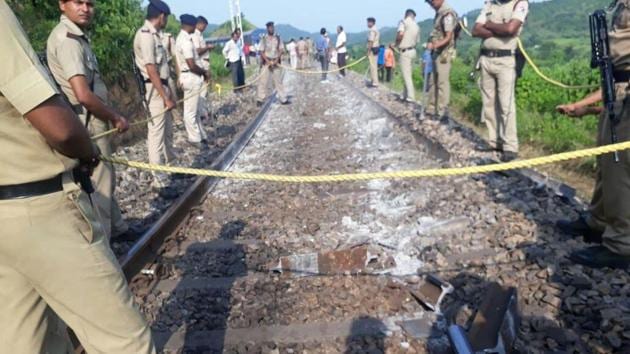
[210,18,257,37]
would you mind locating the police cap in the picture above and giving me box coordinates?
[266,21,275,28]
[180,14,197,26]
[148,0,170,16]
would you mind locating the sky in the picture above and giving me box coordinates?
[155,0,544,33]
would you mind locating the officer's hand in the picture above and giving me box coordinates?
[113,115,130,133]
[427,42,435,50]
[164,97,177,111]
[556,104,589,117]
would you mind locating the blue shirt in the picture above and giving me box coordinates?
[316,35,328,52]
[423,49,433,75]
[377,47,385,65]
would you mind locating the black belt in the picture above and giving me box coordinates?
[0,175,63,200]
[614,71,630,83]
[401,47,415,53]
[480,49,514,58]
[144,78,169,86]
[71,104,84,115]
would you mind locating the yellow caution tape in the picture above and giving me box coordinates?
[280,56,367,75]
[102,140,629,183]
[92,72,263,141]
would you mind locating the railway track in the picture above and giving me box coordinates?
[118,68,630,353]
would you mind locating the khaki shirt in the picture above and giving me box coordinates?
[46,15,108,112]
[133,20,170,80]
[430,2,457,53]
[476,0,529,51]
[175,30,198,72]
[397,17,420,50]
[0,1,76,185]
[367,27,380,49]
[260,34,283,59]
[192,29,209,70]
[296,40,308,54]
[611,0,630,71]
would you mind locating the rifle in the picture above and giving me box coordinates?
[590,10,620,163]
[131,53,152,119]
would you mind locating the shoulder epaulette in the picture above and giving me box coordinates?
[66,32,83,41]
[141,29,151,33]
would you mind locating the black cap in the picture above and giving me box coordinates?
[266,21,274,27]
[197,16,208,24]
[180,14,197,26]
[405,9,416,17]
[148,0,170,15]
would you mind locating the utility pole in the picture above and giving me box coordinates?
[229,0,243,34]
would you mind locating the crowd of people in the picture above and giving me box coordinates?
[3,0,630,352]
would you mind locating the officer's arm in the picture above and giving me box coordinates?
[484,19,523,37]
[25,95,98,160]
[395,32,404,46]
[472,23,493,39]
[556,89,603,117]
[69,75,128,131]
[186,58,207,78]
[432,31,454,50]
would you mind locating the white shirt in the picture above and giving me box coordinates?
[286,41,297,56]
[222,39,242,63]
[192,29,208,69]
[336,31,347,54]
[175,30,198,72]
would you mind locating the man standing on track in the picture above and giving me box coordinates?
[0,1,155,352]
[256,22,290,106]
[46,0,132,240]
[336,25,348,77]
[472,0,529,162]
[316,28,330,83]
[223,30,246,93]
[396,9,420,102]
[193,16,213,121]
[133,0,178,200]
[176,14,210,149]
[426,0,458,118]
[297,37,309,69]
[287,38,298,70]
[366,17,380,88]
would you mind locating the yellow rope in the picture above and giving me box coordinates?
[101,140,630,183]
[280,56,367,75]
[458,21,597,90]
[92,72,263,141]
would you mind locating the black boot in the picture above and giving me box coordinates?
[569,246,630,269]
[556,216,603,244]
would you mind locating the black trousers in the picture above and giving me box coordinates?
[337,53,347,76]
[378,65,385,81]
[385,67,393,82]
[230,60,245,92]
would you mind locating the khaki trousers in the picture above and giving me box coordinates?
[298,52,308,69]
[426,54,452,116]
[0,179,155,354]
[399,49,417,101]
[87,118,127,238]
[180,72,208,143]
[587,85,630,256]
[146,83,175,185]
[257,64,287,103]
[479,55,518,153]
[368,52,379,86]
[198,82,210,119]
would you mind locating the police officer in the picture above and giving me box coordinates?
[395,9,420,102]
[0,2,155,352]
[133,0,178,199]
[176,14,210,148]
[556,0,630,269]
[256,22,290,106]
[297,37,309,69]
[472,0,529,162]
[193,16,213,121]
[426,0,458,117]
[46,0,130,240]
[366,17,380,88]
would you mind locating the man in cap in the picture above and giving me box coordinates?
[472,0,529,162]
[395,9,420,102]
[193,16,214,121]
[257,22,289,106]
[366,17,380,88]
[555,0,630,269]
[297,37,309,69]
[133,0,178,199]
[176,14,210,148]
[46,0,132,240]
[426,0,458,118]
[0,2,155,353]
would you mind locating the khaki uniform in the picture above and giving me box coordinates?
[133,20,175,186]
[46,15,127,239]
[397,17,420,100]
[476,0,529,153]
[192,29,210,119]
[257,33,288,103]
[297,40,309,69]
[427,3,457,115]
[176,29,208,143]
[587,0,630,256]
[0,3,154,353]
[367,26,380,86]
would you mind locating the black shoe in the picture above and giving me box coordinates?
[256,101,264,107]
[158,187,179,200]
[501,151,519,162]
[557,217,603,244]
[280,100,291,105]
[569,246,630,269]
[476,145,501,153]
